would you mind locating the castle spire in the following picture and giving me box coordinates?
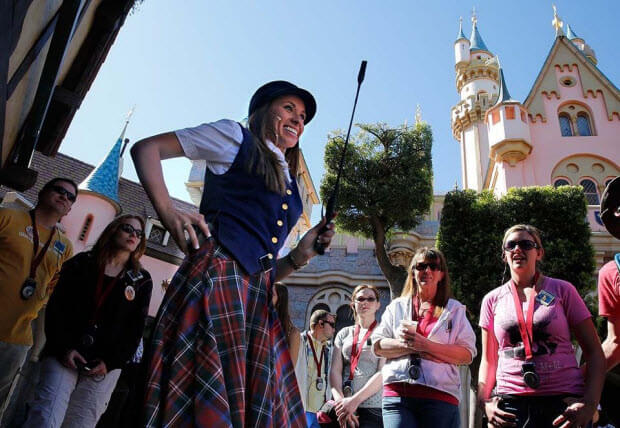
[566,23,580,41]
[494,68,515,106]
[456,16,467,41]
[78,110,134,214]
[469,10,490,52]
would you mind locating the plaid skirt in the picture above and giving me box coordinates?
[144,238,306,428]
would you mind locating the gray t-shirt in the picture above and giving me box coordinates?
[334,325,383,408]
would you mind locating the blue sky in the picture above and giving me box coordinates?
[60,0,619,219]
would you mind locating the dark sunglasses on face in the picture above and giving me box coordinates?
[504,239,538,251]
[321,320,335,328]
[50,185,76,202]
[119,223,144,238]
[414,262,440,272]
[355,297,377,303]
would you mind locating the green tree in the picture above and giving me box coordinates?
[320,122,433,298]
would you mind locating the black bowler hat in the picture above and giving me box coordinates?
[248,81,316,124]
[601,176,620,239]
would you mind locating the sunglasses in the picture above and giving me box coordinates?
[50,185,77,202]
[119,223,144,238]
[355,296,377,303]
[504,239,538,251]
[414,262,440,272]
[321,320,336,328]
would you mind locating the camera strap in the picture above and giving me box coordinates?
[307,332,325,379]
[509,272,540,361]
[348,321,376,381]
[28,210,56,280]
[91,268,124,324]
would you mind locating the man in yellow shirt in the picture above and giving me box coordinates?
[0,178,75,424]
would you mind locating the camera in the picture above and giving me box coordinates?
[521,361,540,389]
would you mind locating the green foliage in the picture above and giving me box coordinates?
[437,185,596,325]
[319,122,434,239]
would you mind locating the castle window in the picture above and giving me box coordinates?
[553,178,570,187]
[520,109,527,123]
[491,110,500,124]
[146,218,171,246]
[505,106,515,120]
[579,179,599,205]
[576,113,592,136]
[559,114,573,136]
[78,214,94,242]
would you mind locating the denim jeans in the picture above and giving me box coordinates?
[306,411,320,428]
[0,341,30,427]
[382,396,459,428]
[496,395,593,428]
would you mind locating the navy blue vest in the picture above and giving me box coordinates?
[199,124,303,275]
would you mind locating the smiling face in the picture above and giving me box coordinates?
[503,230,543,275]
[413,255,445,302]
[269,95,306,152]
[114,218,143,253]
[39,180,76,218]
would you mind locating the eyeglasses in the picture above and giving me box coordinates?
[321,320,336,328]
[119,223,144,238]
[504,239,538,251]
[50,185,76,202]
[414,262,440,272]
[355,297,377,303]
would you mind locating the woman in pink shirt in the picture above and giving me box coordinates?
[478,224,605,427]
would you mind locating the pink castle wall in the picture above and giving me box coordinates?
[497,64,619,192]
[140,255,179,316]
[61,192,118,254]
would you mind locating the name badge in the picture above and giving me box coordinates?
[126,270,143,282]
[53,240,66,255]
[536,290,555,306]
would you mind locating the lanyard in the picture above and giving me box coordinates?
[307,332,324,377]
[348,321,377,381]
[91,268,124,324]
[509,272,540,361]
[28,210,56,279]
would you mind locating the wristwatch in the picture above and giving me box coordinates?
[288,250,309,270]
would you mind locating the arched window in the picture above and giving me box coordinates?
[78,214,94,242]
[576,113,592,136]
[579,179,600,205]
[554,178,570,187]
[559,114,573,136]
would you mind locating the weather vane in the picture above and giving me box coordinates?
[552,4,564,36]
[471,7,477,26]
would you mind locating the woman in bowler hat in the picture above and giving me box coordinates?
[131,81,335,427]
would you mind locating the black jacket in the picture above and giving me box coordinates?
[44,251,152,370]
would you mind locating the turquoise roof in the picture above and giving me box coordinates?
[566,24,581,41]
[470,23,490,52]
[495,68,516,106]
[456,21,467,41]
[79,135,122,207]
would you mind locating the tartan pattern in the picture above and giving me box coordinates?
[144,238,306,427]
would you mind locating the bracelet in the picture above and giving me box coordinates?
[288,250,309,270]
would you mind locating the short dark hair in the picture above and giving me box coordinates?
[38,177,78,201]
[310,309,334,328]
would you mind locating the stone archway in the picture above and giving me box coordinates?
[305,286,352,333]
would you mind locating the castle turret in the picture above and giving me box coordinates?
[485,69,532,167]
[60,115,131,252]
[451,12,500,191]
[454,17,470,68]
[566,24,597,65]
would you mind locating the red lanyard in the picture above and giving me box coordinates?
[348,321,377,381]
[509,272,540,361]
[28,210,56,279]
[91,268,123,324]
[307,332,324,377]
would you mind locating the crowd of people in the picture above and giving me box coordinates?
[0,78,617,428]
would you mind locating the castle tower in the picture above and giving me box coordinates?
[61,116,130,252]
[485,69,532,193]
[450,13,500,191]
[566,24,597,65]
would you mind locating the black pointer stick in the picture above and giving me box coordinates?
[314,60,367,255]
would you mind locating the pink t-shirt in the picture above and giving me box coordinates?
[598,260,620,318]
[479,276,591,396]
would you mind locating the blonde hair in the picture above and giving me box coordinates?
[401,247,451,317]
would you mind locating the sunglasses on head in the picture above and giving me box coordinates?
[414,262,440,272]
[50,185,76,202]
[504,239,538,251]
[321,319,335,328]
[119,223,144,238]
[355,296,377,303]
